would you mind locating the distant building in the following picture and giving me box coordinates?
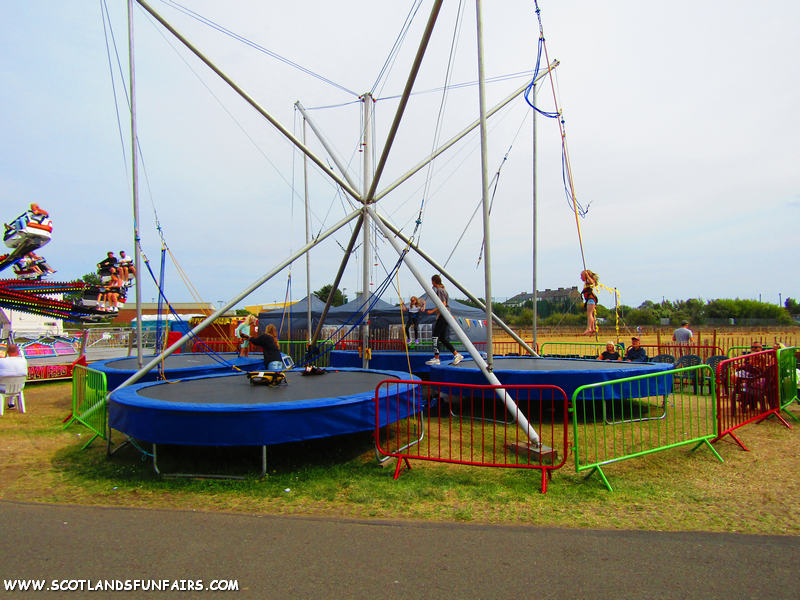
[114,302,215,324]
[504,287,580,307]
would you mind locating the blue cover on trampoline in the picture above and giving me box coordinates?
[330,350,434,373]
[430,356,673,400]
[109,368,421,446]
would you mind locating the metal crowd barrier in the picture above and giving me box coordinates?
[777,347,799,422]
[65,365,108,449]
[715,350,792,450]
[539,341,622,359]
[642,344,724,362]
[571,365,722,491]
[375,380,569,493]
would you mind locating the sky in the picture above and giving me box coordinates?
[2,0,798,313]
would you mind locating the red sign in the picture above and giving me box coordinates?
[27,364,74,382]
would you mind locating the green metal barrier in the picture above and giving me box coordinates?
[571,365,722,491]
[540,341,623,360]
[65,365,108,449]
[279,340,333,367]
[777,347,799,422]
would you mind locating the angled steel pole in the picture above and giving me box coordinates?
[310,215,364,347]
[114,209,362,391]
[375,215,538,357]
[475,0,494,369]
[367,206,540,445]
[136,0,362,203]
[365,0,443,203]
[374,61,558,202]
[295,102,362,198]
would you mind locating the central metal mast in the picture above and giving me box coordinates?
[361,93,373,368]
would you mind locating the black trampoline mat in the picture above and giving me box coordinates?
[453,357,659,371]
[107,353,241,370]
[138,371,399,405]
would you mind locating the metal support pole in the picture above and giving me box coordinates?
[475,0,493,370]
[365,0,444,203]
[127,0,143,368]
[303,119,312,341]
[368,206,540,445]
[374,61,558,202]
[135,0,362,203]
[532,82,538,350]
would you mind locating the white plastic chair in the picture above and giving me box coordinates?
[0,376,27,415]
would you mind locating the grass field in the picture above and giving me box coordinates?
[3,368,799,535]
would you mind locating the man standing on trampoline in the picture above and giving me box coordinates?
[425,274,462,366]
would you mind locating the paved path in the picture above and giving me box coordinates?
[1,500,797,599]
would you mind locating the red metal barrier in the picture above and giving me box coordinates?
[375,380,568,493]
[642,344,724,361]
[715,350,792,450]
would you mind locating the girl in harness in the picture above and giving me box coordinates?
[401,296,426,345]
[580,269,599,336]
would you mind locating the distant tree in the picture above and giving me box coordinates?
[64,271,101,302]
[785,298,800,315]
[313,284,347,307]
[235,309,254,316]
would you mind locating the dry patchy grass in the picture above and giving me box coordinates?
[2,380,800,535]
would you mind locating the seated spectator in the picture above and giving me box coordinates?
[598,341,621,361]
[624,336,648,362]
[0,344,28,408]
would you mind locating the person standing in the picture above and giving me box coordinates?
[425,275,462,366]
[235,315,257,358]
[672,320,693,344]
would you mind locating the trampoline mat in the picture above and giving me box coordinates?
[105,353,241,370]
[137,370,399,405]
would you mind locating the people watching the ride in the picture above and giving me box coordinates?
[672,320,693,344]
[0,344,27,409]
[624,336,648,362]
[245,324,283,370]
[401,296,426,344]
[598,341,622,361]
[118,250,135,284]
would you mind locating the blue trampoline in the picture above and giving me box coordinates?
[330,349,435,374]
[430,356,673,400]
[93,352,292,390]
[109,368,421,447]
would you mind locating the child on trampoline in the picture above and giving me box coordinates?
[580,269,599,336]
[401,295,426,345]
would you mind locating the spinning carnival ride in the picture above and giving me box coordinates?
[0,205,120,323]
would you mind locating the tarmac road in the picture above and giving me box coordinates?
[1,500,798,599]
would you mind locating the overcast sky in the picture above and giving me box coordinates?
[2,1,798,312]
